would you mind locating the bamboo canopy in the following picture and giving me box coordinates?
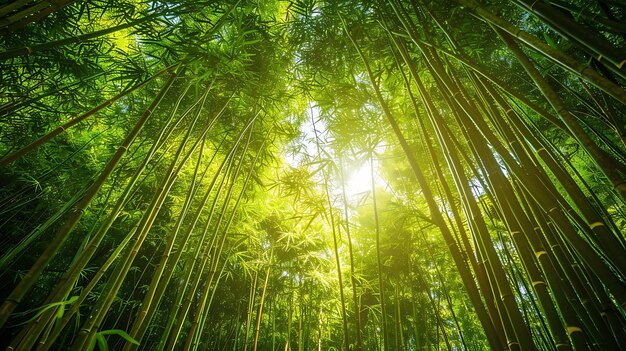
[0,0,625,350]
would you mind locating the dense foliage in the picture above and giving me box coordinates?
[1,0,625,350]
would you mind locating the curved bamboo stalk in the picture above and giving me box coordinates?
[0,14,158,61]
[164,115,258,350]
[68,86,222,351]
[455,0,626,106]
[343,14,508,351]
[8,82,194,351]
[512,0,626,71]
[182,122,263,351]
[0,0,77,33]
[0,68,179,330]
[494,28,626,203]
[0,64,178,166]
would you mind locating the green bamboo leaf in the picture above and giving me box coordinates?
[12,296,79,326]
[96,334,108,351]
[543,32,558,49]
[98,329,140,345]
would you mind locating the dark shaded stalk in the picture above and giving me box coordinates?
[495,29,626,207]
[455,0,626,105]
[0,64,178,166]
[0,0,76,33]
[512,0,626,70]
[0,68,179,330]
[0,14,157,60]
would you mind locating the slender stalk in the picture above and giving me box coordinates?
[0,68,179,330]
[455,0,626,105]
[0,64,178,166]
[253,249,273,351]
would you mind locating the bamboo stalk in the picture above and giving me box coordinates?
[0,64,178,166]
[343,14,506,351]
[10,82,193,351]
[455,0,626,106]
[495,28,626,204]
[513,0,626,70]
[0,68,179,330]
[0,15,158,61]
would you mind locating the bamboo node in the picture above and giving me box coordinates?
[566,326,583,335]
[589,222,604,229]
[530,0,542,10]
[505,108,513,114]
[533,226,540,231]
[534,250,547,259]
[536,147,546,153]
[531,280,546,287]
[597,54,603,62]
[555,343,571,349]
[507,341,520,347]
[556,106,568,115]
[511,231,521,236]
[579,65,591,77]
[548,207,559,213]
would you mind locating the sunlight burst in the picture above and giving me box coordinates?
[345,163,373,197]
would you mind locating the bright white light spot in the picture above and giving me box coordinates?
[345,163,372,197]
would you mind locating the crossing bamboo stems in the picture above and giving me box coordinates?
[512,0,626,71]
[343,14,505,350]
[0,69,179,330]
[389,41,506,346]
[407,22,584,347]
[181,124,258,351]
[68,83,216,351]
[310,111,350,351]
[0,15,158,61]
[480,79,626,272]
[412,25,626,308]
[1,0,74,33]
[546,0,626,36]
[9,81,193,351]
[495,27,626,208]
[164,116,258,350]
[0,64,178,166]
[455,0,626,105]
[121,91,230,350]
[386,7,530,348]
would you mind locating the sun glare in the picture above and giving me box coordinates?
[345,163,373,197]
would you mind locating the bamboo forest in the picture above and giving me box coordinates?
[2,0,626,350]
